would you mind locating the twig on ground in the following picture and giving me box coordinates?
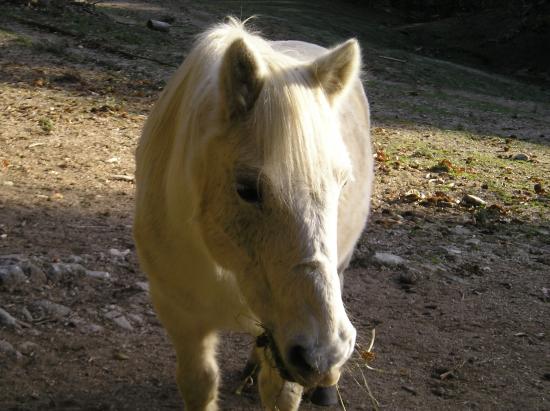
[379,55,407,63]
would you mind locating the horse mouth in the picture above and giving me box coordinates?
[256,332,296,383]
[256,331,341,388]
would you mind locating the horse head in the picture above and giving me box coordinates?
[195,32,361,387]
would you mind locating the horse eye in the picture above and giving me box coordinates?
[236,180,262,204]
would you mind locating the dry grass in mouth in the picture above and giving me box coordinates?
[338,328,380,411]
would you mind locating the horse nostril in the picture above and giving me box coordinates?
[287,345,314,375]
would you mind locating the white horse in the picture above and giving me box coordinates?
[134,18,373,411]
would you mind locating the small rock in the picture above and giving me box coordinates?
[398,271,418,285]
[512,153,529,161]
[109,248,130,258]
[0,307,18,327]
[34,300,71,318]
[19,341,40,355]
[0,254,24,263]
[66,255,85,264]
[465,238,481,247]
[104,309,122,320]
[127,313,144,325]
[146,19,171,32]
[373,252,406,266]
[20,261,47,285]
[80,323,104,334]
[112,316,133,331]
[135,281,150,292]
[442,274,470,285]
[0,340,16,356]
[401,189,425,203]
[20,307,34,322]
[0,339,21,361]
[441,246,462,256]
[104,310,133,331]
[451,225,471,236]
[461,194,487,207]
[85,270,111,280]
[0,265,27,288]
[47,263,86,282]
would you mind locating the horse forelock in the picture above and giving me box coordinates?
[248,74,352,205]
[170,18,352,210]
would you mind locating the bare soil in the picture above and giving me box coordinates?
[1,1,549,410]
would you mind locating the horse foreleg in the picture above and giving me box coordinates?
[152,291,219,411]
[172,331,219,411]
[258,348,303,411]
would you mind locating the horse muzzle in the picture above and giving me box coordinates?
[284,326,356,387]
[257,322,356,387]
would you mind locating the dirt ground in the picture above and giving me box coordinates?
[1,1,549,410]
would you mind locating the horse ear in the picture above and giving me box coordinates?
[310,39,361,103]
[220,38,265,120]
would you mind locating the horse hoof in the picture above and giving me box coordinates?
[310,385,338,407]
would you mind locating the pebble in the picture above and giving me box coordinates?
[373,252,406,266]
[73,317,104,334]
[442,273,470,285]
[80,323,104,334]
[20,307,34,322]
[512,153,529,161]
[47,263,86,282]
[465,238,481,246]
[112,316,133,331]
[20,261,47,284]
[0,340,15,353]
[127,313,144,325]
[85,270,111,280]
[442,245,462,255]
[0,339,21,361]
[104,310,133,331]
[0,340,17,357]
[104,309,121,319]
[109,248,130,258]
[451,225,471,236]
[66,255,85,264]
[0,264,27,288]
[19,341,40,355]
[398,271,418,285]
[461,194,487,207]
[135,281,150,292]
[0,307,18,327]
[33,300,71,318]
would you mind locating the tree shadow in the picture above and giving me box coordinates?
[1,1,548,146]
